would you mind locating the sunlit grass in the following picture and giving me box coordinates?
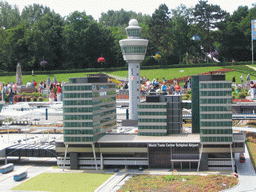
[1,65,255,85]
[12,173,112,192]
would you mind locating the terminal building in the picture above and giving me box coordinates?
[56,74,245,171]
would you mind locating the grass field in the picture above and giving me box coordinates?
[2,65,256,85]
[11,173,112,192]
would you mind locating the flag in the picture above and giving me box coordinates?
[252,20,256,40]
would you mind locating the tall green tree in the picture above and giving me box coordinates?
[0,21,30,71]
[100,9,150,27]
[0,1,20,29]
[148,4,171,52]
[21,4,53,26]
[193,0,228,54]
[25,12,64,70]
[62,11,118,69]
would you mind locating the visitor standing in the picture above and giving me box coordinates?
[240,74,244,83]
[56,83,62,101]
[12,82,17,95]
[250,81,256,100]
[49,89,55,104]
[161,83,167,95]
[2,84,7,101]
[247,74,251,82]
[232,76,236,83]
[8,85,13,104]
[174,82,181,95]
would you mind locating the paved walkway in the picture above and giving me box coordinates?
[222,144,256,192]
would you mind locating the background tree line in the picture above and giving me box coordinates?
[0,0,256,72]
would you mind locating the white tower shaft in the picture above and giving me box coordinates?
[128,63,140,120]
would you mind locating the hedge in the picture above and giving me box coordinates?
[0,61,251,77]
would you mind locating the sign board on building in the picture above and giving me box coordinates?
[148,143,199,148]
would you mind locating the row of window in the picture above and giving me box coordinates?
[92,85,116,90]
[93,104,115,111]
[201,136,232,142]
[199,91,231,97]
[122,46,147,54]
[138,132,166,136]
[64,136,93,142]
[63,93,92,99]
[138,126,167,129]
[93,97,116,105]
[63,85,115,91]
[138,112,167,116]
[64,100,92,106]
[200,121,232,127]
[138,119,167,123]
[63,122,97,127]
[200,129,232,135]
[127,29,140,36]
[200,98,232,104]
[64,129,94,135]
[63,85,92,91]
[200,114,232,120]
[64,115,93,120]
[200,106,232,112]
[63,97,115,106]
[138,105,167,109]
[93,90,116,97]
[100,110,116,117]
[63,107,92,113]
[200,83,231,89]
[63,104,115,113]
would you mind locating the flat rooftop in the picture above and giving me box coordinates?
[97,134,200,143]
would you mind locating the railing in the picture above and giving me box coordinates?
[182,113,256,120]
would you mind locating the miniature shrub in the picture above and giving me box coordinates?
[38,97,44,101]
[164,175,178,181]
[237,92,246,99]
[21,92,26,96]
[26,97,31,102]
[35,92,41,97]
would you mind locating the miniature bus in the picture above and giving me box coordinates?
[13,171,27,181]
[0,163,14,174]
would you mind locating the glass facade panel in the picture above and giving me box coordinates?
[122,46,147,54]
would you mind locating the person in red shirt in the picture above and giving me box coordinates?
[56,83,62,101]
[174,82,181,95]
[34,81,37,87]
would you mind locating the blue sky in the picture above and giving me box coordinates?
[6,0,256,20]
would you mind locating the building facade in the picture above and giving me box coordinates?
[138,95,182,136]
[62,75,117,144]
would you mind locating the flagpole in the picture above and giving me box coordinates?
[252,20,254,65]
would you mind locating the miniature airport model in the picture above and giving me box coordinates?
[57,73,245,171]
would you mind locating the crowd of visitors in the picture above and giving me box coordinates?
[2,79,63,104]
[121,76,191,96]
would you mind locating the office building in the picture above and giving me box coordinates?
[56,74,245,171]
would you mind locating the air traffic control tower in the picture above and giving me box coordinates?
[119,19,148,120]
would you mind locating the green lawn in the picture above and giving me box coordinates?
[12,173,112,192]
[1,65,256,85]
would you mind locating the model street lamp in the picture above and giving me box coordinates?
[119,19,148,120]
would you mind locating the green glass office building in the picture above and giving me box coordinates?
[191,74,233,144]
[62,75,116,144]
